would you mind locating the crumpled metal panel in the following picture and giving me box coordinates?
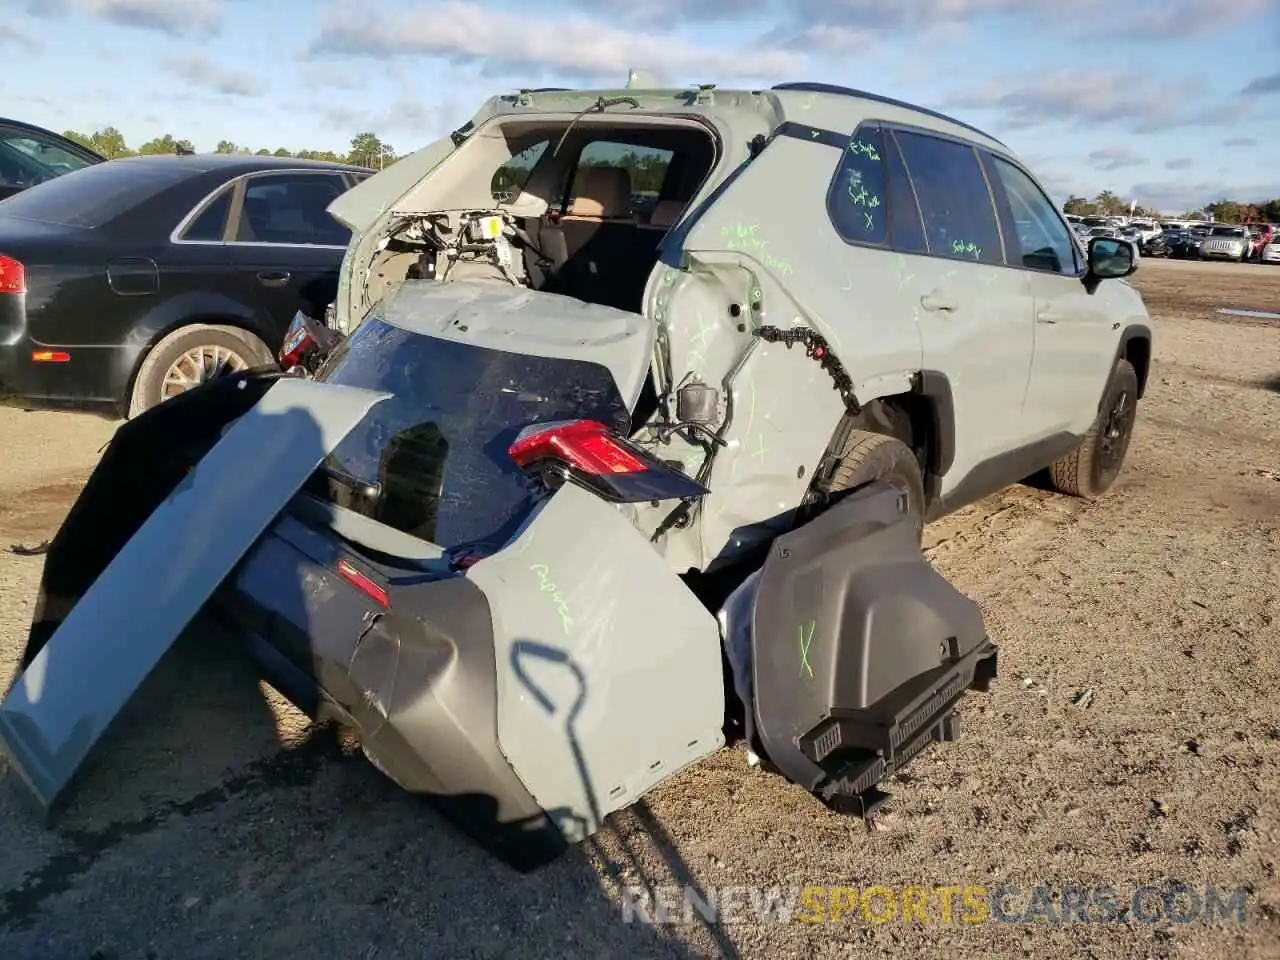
[0,378,389,812]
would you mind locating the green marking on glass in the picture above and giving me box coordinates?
[847,139,881,162]
[951,239,981,259]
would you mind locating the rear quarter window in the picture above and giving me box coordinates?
[0,160,192,229]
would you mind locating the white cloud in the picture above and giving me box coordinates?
[307,0,806,83]
[1127,180,1280,212]
[26,0,223,36]
[1087,147,1146,171]
[165,53,260,96]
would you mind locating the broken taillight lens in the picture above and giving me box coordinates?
[0,254,25,294]
[337,557,389,607]
[507,419,708,504]
[509,419,648,474]
[278,312,318,368]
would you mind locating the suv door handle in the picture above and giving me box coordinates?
[257,270,291,286]
[1036,310,1060,324]
[920,293,957,312]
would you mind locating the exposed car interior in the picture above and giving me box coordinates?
[360,117,719,314]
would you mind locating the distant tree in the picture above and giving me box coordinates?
[1063,195,1097,216]
[1092,190,1121,215]
[86,127,133,159]
[137,134,192,155]
[272,147,292,157]
[214,140,237,154]
[1206,200,1245,223]
[347,132,394,168]
[255,148,271,156]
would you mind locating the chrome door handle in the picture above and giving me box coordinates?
[920,294,957,312]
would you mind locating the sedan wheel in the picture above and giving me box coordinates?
[128,323,276,418]
[161,344,249,401]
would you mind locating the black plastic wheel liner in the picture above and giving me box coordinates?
[16,369,285,676]
[749,480,996,800]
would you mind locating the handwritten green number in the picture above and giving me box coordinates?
[529,563,573,635]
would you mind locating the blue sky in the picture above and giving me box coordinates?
[3,0,1278,213]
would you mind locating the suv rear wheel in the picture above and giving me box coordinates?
[815,428,926,543]
[1049,358,1138,498]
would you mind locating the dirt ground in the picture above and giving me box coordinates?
[0,258,1277,959]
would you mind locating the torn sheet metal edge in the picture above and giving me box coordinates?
[0,378,389,812]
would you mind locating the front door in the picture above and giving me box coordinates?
[886,127,1037,479]
[981,151,1116,439]
[223,171,354,348]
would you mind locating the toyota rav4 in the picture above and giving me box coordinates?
[3,79,1151,872]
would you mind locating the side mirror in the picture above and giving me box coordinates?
[1084,237,1137,291]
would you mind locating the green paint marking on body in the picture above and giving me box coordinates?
[799,621,816,678]
[530,563,573,635]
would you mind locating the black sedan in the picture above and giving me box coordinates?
[0,117,105,202]
[0,153,371,417]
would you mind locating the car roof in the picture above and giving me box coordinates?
[466,81,1009,154]
[106,152,373,176]
[0,116,107,161]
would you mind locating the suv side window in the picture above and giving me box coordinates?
[892,129,1003,265]
[827,125,889,246]
[232,173,350,246]
[984,153,1079,274]
[491,140,548,203]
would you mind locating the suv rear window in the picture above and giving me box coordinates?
[312,316,630,551]
[0,159,192,228]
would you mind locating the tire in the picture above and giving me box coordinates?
[815,427,926,542]
[1048,358,1139,499]
[128,324,275,418]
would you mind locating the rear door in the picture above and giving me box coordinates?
[223,171,353,346]
[887,127,1037,476]
[981,151,1116,438]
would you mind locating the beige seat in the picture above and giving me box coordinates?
[558,166,634,256]
[640,199,684,232]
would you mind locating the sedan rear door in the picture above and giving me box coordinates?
[221,170,354,349]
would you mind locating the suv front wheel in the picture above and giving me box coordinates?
[1049,358,1139,499]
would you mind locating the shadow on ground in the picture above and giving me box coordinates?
[0,376,733,958]
[1261,374,1280,394]
[0,634,730,958]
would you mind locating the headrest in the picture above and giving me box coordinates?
[647,200,684,228]
[567,166,632,218]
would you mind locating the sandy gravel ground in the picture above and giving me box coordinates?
[0,258,1277,959]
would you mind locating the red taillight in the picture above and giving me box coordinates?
[278,315,316,368]
[0,254,25,294]
[337,558,389,607]
[508,419,647,475]
[31,351,70,362]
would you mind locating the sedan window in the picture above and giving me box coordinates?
[231,173,351,246]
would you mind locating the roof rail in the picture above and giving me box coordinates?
[770,82,1007,147]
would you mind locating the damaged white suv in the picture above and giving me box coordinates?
[326,79,1151,529]
[8,79,1152,871]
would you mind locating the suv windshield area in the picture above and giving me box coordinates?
[309,314,630,551]
[1209,226,1244,236]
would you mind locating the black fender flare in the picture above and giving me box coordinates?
[910,370,956,497]
[1107,323,1152,410]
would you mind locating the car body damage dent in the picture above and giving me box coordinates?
[0,378,390,811]
[464,482,725,843]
